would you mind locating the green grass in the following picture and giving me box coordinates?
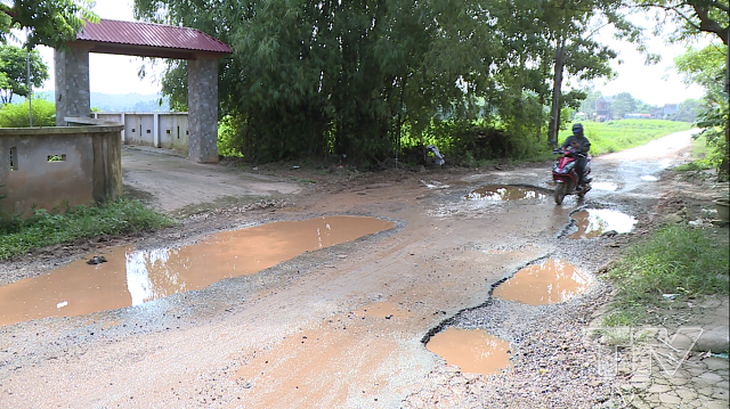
[559,120,692,156]
[0,199,175,260]
[604,224,730,326]
[673,134,719,172]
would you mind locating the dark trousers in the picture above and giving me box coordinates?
[576,157,587,184]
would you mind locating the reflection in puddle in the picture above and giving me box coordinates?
[0,216,394,327]
[640,175,659,181]
[569,209,637,239]
[465,185,545,201]
[592,182,619,191]
[354,301,413,319]
[493,259,591,305]
[426,327,511,375]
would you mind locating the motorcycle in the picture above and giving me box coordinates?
[552,144,591,205]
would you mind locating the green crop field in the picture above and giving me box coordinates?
[558,120,693,156]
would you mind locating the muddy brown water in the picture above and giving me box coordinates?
[465,185,546,201]
[426,327,512,375]
[492,259,591,305]
[0,216,394,327]
[568,209,637,239]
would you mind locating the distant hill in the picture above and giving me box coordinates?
[29,91,172,112]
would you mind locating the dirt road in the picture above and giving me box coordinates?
[0,131,723,408]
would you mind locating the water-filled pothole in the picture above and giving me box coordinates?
[426,327,512,375]
[465,185,545,201]
[492,259,591,305]
[592,182,619,191]
[568,208,637,239]
[0,216,394,327]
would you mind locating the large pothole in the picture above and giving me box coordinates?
[423,257,596,375]
[568,208,637,239]
[0,216,394,327]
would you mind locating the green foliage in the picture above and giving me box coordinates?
[610,92,638,119]
[0,199,175,260]
[604,224,730,326]
[0,45,49,104]
[0,1,98,49]
[558,119,691,156]
[136,0,637,167]
[671,98,702,123]
[673,134,715,172]
[635,0,729,45]
[0,98,55,127]
[217,116,244,158]
[675,42,728,179]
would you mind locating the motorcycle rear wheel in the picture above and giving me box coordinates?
[554,183,567,205]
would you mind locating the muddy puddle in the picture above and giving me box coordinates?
[592,182,619,191]
[0,216,394,327]
[568,208,637,239]
[426,327,511,375]
[465,185,545,201]
[492,259,591,305]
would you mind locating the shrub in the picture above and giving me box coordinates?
[0,99,56,127]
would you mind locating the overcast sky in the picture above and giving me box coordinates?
[33,0,707,106]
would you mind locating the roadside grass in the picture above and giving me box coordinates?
[673,135,718,173]
[602,224,730,327]
[558,120,692,156]
[0,198,175,261]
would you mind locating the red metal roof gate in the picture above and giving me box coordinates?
[55,19,232,163]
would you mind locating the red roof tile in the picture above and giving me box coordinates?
[74,19,232,59]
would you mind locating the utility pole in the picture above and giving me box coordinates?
[27,49,32,127]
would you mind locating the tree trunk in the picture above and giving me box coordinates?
[548,37,566,148]
[723,24,729,180]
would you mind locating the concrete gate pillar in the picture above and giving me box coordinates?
[54,46,91,126]
[187,57,219,163]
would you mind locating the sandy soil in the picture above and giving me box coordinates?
[0,131,726,408]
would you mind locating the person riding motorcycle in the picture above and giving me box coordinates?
[556,123,591,190]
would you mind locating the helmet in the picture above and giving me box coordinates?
[572,123,584,134]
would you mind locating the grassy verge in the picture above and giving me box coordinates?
[559,119,692,156]
[673,134,721,173]
[0,198,175,261]
[602,224,730,327]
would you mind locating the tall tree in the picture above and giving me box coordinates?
[611,92,638,118]
[637,0,728,177]
[490,0,638,146]
[134,0,638,164]
[634,0,729,45]
[134,0,506,164]
[0,0,97,48]
[0,44,49,104]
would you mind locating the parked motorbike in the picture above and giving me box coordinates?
[552,144,591,205]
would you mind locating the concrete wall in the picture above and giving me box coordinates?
[0,124,124,218]
[124,114,156,147]
[159,114,189,151]
[92,112,189,154]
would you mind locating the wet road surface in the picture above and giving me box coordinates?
[0,131,697,408]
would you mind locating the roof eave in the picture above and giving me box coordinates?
[71,41,232,60]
